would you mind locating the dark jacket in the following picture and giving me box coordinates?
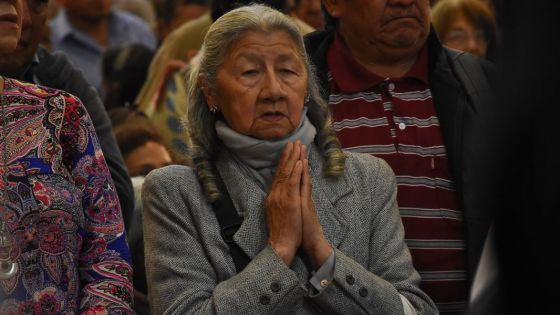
[24,47,135,230]
[305,29,497,286]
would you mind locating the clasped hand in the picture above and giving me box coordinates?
[266,141,332,268]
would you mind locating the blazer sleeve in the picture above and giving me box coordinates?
[142,166,308,315]
[307,157,438,315]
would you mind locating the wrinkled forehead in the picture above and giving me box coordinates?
[224,30,306,63]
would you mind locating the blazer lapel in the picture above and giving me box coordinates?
[217,151,268,260]
[430,48,464,182]
[307,146,352,249]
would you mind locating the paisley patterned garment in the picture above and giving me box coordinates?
[0,78,132,314]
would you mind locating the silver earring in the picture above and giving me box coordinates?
[304,94,310,104]
[209,104,218,113]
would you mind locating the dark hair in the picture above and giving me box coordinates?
[107,107,149,128]
[101,44,154,110]
[210,0,288,21]
[115,123,166,159]
[162,0,209,23]
[109,108,168,159]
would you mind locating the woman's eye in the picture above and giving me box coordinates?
[280,69,295,74]
[242,69,259,77]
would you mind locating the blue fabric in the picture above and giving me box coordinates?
[50,9,157,91]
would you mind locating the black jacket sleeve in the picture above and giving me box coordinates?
[29,47,135,230]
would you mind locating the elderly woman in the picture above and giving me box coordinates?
[0,0,133,312]
[142,4,437,314]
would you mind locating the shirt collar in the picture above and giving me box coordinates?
[22,53,40,83]
[50,9,73,46]
[51,9,118,50]
[327,31,429,93]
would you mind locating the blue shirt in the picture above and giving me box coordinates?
[50,9,157,91]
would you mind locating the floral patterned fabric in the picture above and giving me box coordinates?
[0,78,133,314]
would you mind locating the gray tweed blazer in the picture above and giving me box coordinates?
[142,144,437,314]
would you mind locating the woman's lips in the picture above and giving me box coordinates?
[260,112,285,122]
[0,13,18,29]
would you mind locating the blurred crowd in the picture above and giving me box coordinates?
[2,0,556,314]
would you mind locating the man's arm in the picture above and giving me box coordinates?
[30,47,135,230]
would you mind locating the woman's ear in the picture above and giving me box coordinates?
[198,75,215,110]
[322,0,342,18]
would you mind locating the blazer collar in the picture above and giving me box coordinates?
[216,144,352,259]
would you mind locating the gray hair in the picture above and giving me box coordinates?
[185,4,345,202]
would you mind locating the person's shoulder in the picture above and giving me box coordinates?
[144,164,197,187]
[49,11,72,45]
[112,9,154,39]
[3,77,75,100]
[165,12,212,44]
[36,46,72,72]
[113,9,150,28]
[34,47,99,105]
[444,47,497,74]
[344,151,396,186]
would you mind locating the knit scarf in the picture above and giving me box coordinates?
[215,108,316,190]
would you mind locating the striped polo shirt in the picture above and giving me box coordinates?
[327,33,467,314]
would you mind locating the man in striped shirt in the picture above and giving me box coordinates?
[305,0,496,314]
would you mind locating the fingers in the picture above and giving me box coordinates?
[299,144,311,199]
[273,141,302,186]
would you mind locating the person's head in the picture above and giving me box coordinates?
[115,0,158,32]
[158,0,208,40]
[431,0,496,59]
[291,0,324,30]
[210,0,288,22]
[102,43,154,110]
[0,0,24,53]
[187,4,344,201]
[0,0,47,78]
[111,110,173,177]
[322,0,431,64]
[58,0,113,20]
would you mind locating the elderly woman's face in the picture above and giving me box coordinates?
[205,31,308,140]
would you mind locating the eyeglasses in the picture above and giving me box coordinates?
[444,29,488,46]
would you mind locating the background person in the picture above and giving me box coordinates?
[49,0,157,92]
[142,5,436,314]
[290,0,324,30]
[431,0,497,59]
[0,0,135,232]
[305,0,496,313]
[0,0,133,311]
[155,0,209,42]
[101,43,155,110]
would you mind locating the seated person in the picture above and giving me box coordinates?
[142,4,437,314]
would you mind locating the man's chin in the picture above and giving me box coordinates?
[0,53,28,78]
[378,29,426,49]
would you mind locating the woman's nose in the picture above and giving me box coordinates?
[261,69,286,102]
